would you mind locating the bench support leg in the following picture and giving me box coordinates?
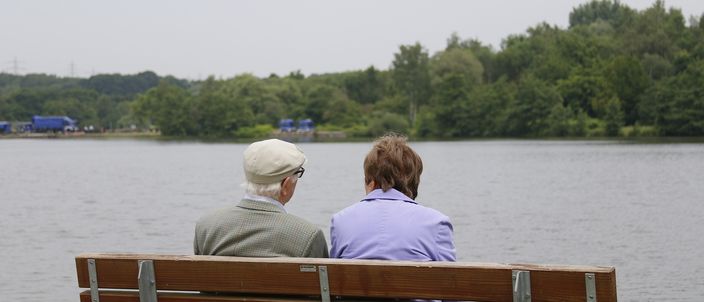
[318,265,330,302]
[138,260,157,302]
[88,259,100,302]
[512,270,531,302]
[586,273,597,302]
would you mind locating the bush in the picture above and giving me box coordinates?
[585,118,606,137]
[623,124,658,137]
[367,112,410,137]
[315,124,343,131]
[234,124,275,138]
[414,109,440,138]
[636,125,658,136]
[344,124,370,137]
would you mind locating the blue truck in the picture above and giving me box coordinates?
[278,119,295,132]
[32,115,78,132]
[0,121,11,134]
[297,119,314,132]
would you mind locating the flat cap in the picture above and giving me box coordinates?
[243,139,306,184]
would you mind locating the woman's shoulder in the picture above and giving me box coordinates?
[332,200,369,218]
[411,202,452,222]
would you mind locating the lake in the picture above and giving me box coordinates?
[0,138,702,301]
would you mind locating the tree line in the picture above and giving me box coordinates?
[1,0,703,138]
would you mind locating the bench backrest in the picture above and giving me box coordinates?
[76,253,617,302]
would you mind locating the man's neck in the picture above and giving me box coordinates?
[243,193,286,212]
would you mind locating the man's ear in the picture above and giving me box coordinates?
[281,177,292,192]
[279,176,294,204]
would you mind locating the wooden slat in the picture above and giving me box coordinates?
[76,253,617,302]
[79,290,321,302]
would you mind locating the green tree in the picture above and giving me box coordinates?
[546,104,572,137]
[557,71,613,116]
[224,74,283,126]
[604,56,650,124]
[655,60,704,135]
[430,48,484,90]
[343,66,385,104]
[495,24,583,84]
[3,89,49,120]
[569,0,635,29]
[391,43,431,126]
[604,97,625,136]
[570,108,589,136]
[193,77,255,138]
[302,84,352,125]
[494,34,532,81]
[621,1,686,59]
[505,75,562,136]
[642,53,673,80]
[433,77,515,137]
[271,78,305,119]
[42,98,99,127]
[81,71,162,97]
[132,81,195,136]
[432,73,471,137]
[443,33,497,83]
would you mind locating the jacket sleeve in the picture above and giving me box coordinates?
[435,218,456,261]
[304,229,330,258]
[329,215,341,258]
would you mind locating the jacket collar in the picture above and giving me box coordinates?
[238,198,286,213]
[361,188,416,204]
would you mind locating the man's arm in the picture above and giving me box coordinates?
[304,229,330,258]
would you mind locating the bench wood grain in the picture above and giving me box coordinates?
[76,253,617,302]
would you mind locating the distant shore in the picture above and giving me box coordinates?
[0,131,161,140]
[3,131,704,144]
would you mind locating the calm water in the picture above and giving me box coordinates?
[1,139,703,301]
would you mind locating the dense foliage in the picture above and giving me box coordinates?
[2,0,703,138]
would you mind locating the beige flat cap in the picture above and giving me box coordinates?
[243,139,306,184]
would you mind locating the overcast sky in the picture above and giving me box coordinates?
[2,0,703,79]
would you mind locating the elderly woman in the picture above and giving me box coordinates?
[330,134,455,261]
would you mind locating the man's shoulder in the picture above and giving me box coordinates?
[277,212,323,234]
[195,205,240,225]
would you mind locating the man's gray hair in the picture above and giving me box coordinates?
[243,177,297,199]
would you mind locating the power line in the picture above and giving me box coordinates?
[13,57,20,74]
[3,57,25,75]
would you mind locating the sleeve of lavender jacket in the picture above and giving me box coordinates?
[329,215,341,258]
[435,217,456,261]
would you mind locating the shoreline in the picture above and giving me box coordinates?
[3,132,704,144]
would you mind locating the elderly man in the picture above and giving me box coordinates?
[194,139,328,258]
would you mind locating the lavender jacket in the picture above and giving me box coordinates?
[330,188,456,261]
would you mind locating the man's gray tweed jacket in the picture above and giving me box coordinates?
[194,199,329,258]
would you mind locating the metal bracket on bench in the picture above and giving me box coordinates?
[512,270,531,302]
[87,259,100,302]
[318,265,331,302]
[138,260,157,302]
[585,273,597,302]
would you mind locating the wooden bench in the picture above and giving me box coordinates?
[75,253,617,302]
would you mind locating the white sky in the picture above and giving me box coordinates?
[2,0,703,79]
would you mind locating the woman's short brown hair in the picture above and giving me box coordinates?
[364,133,423,199]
